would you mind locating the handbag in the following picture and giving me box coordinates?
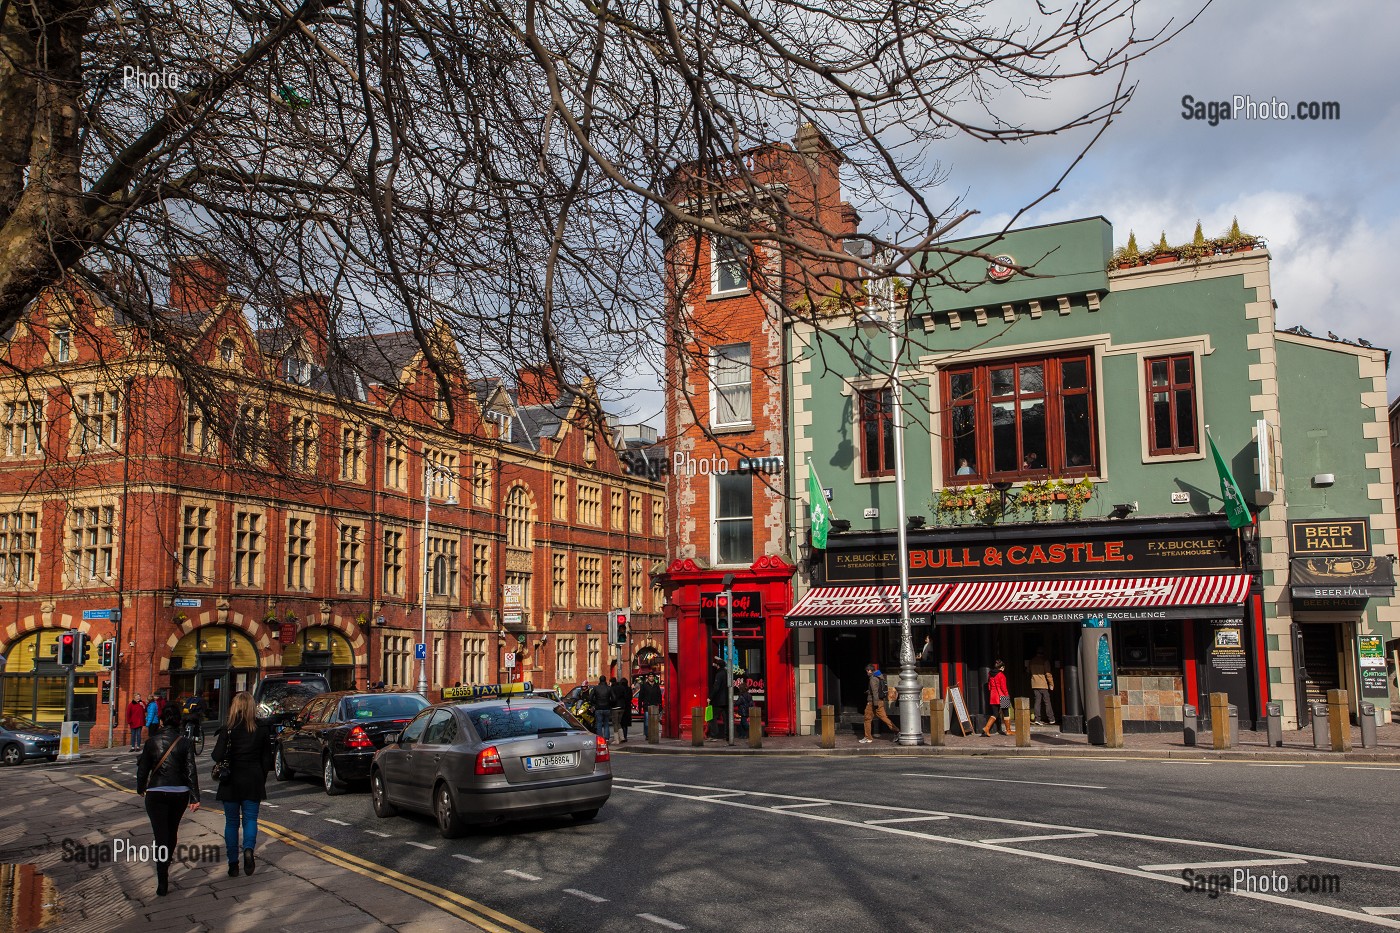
[211,756,230,781]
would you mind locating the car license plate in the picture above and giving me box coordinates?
[523,753,576,771]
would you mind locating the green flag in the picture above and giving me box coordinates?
[807,460,832,549]
[1208,432,1251,529]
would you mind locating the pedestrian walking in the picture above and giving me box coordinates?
[126,694,147,750]
[638,676,662,736]
[144,690,161,746]
[590,676,614,743]
[982,660,1011,737]
[1027,648,1056,725]
[733,679,753,739]
[135,704,200,896]
[612,676,632,743]
[211,691,273,878]
[860,663,896,743]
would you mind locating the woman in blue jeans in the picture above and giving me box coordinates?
[212,691,273,877]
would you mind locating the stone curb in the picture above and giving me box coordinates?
[617,742,1400,763]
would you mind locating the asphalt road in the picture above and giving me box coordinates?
[89,748,1400,933]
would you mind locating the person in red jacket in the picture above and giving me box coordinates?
[126,694,148,750]
[981,660,1010,737]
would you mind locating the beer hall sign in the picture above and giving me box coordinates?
[825,529,1241,585]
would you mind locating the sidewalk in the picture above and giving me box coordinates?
[620,720,1400,761]
[0,762,493,933]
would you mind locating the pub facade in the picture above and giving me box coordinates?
[785,216,1397,733]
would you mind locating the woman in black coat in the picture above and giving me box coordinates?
[212,691,273,877]
[136,704,201,896]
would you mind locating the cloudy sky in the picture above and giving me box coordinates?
[613,0,1399,430]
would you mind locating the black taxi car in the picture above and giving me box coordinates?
[369,683,611,838]
[275,690,429,794]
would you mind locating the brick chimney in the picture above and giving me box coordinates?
[285,293,334,358]
[515,364,564,407]
[168,256,228,314]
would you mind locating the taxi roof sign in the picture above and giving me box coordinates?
[442,682,534,701]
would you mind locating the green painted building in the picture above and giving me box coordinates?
[785,217,1396,735]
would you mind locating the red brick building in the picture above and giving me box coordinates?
[0,265,664,745]
[656,126,859,737]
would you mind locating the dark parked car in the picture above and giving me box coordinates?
[254,672,330,740]
[370,695,611,838]
[0,715,60,765]
[275,691,429,794]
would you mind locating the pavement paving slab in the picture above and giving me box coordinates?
[0,765,494,933]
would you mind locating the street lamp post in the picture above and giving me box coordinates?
[419,463,457,697]
[864,268,923,746]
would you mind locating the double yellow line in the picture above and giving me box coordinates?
[78,774,540,933]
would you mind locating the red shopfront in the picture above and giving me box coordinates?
[657,555,796,739]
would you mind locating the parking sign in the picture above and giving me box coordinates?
[415,642,426,660]
[504,651,517,669]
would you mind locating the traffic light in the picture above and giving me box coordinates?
[77,632,91,667]
[99,639,114,668]
[715,593,731,631]
[57,630,77,666]
[608,610,629,646]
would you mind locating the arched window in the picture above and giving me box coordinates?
[219,337,236,363]
[506,486,533,549]
[432,554,450,596]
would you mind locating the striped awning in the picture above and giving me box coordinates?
[785,584,951,628]
[933,574,1252,625]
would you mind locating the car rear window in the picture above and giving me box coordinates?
[466,704,584,741]
[343,695,428,720]
[257,681,327,715]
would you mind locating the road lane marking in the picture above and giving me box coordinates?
[1347,766,1400,771]
[638,914,686,930]
[1246,764,1304,768]
[291,809,314,815]
[262,803,279,808]
[367,831,392,838]
[771,802,830,810]
[564,889,608,903]
[404,841,437,850]
[697,792,745,799]
[504,869,540,881]
[454,854,483,864]
[258,821,541,933]
[902,773,1106,790]
[1365,909,1400,917]
[325,818,350,826]
[1139,858,1307,872]
[981,832,1098,845]
[864,816,950,825]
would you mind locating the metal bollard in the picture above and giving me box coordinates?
[749,706,763,749]
[1311,701,1329,748]
[691,707,705,747]
[1266,702,1282,748]
[820,704,836,749]
[1360,702,1378,749]
[647,705,660,744]
[1227,704,1239,749]
[1182,704,1198,747]
[928,699,946,747]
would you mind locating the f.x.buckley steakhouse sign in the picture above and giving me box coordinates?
[825,530,1241,584]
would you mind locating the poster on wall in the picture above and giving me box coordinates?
[1209,624,1247,676]
[1358,634,1389,701]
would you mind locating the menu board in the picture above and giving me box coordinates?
[946,686,972,736]
[1358,634,1389,701]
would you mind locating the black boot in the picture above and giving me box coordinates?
[228,860,240,877]
[243,848,256,876]
[156,863,169,896]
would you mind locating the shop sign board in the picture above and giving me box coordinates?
[1288,519,1370,557]
[826,529,1241,584]
[1358,634,1389,701]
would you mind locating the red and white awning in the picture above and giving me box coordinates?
[933,574,1251,624]
[785,584,950,628]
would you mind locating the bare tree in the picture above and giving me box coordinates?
[0,0,1196,416]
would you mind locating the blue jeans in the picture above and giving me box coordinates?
[595,708,612,741]
[129,726,142,748]
[222,800,260,862]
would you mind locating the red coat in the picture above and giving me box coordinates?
[126,701,147,729]
[987,671,1009,705]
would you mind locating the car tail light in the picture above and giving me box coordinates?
[595,735,610,763]
[475,745,504,775]
[346,726,374,749]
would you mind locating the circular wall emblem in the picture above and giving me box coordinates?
[987,254,1016,282]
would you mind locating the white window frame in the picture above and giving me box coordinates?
[711,472,753,567]
[710,343,752,428]
[709,235,749,295]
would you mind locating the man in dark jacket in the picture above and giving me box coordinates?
[708,659,731,739]
[610,677,632,742]
[136,704,201,896]
[637,677,663,737]
[590,676,614,743]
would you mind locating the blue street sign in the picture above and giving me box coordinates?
[1083,617,1110,628]
[82,609,113,621]
[415,643,427,660]
[173,597,202,608]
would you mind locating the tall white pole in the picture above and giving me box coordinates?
[888,286,923,746]
[418,466,431,697]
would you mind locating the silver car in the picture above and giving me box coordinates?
[0,715,60,765]
[370,697,611,838]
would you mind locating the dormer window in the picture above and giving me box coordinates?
[54,329,71,363]
[284,357,311,385]
[220,338,236,363]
